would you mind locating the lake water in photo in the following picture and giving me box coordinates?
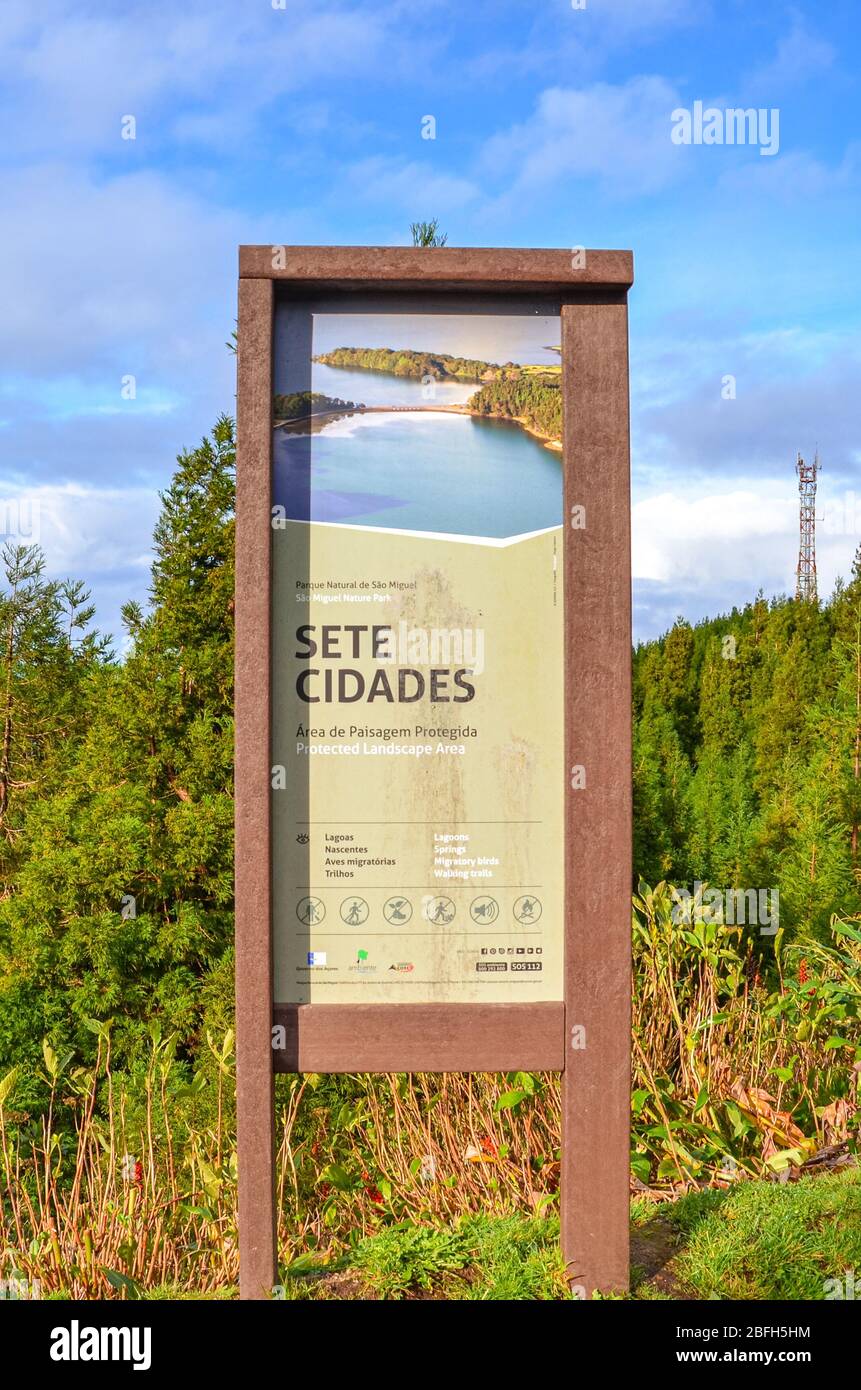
[273,365,562,538]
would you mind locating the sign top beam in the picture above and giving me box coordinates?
[238,245,634,292]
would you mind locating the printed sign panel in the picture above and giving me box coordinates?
[272,295,563,1003]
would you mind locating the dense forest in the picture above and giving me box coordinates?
[634,577,861,942]
[0,418,236,1091]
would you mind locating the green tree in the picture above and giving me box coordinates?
[410,219,448,247]
[0,419,236,1072]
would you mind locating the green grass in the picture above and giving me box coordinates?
[351,1223,473,1298]
[275,1170,861,1301]
[657,1169,861,1300]
[277,1214,568,1301]
[440,1215,569,1300]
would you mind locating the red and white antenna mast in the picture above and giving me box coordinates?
[795,450,819,602]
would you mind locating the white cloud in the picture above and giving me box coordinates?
[482,77,691,198]
[745,13,835,93]
[632,323,861,490]
[717,144,860,203]
[343,157,480,216]
[0,478,161,643]
[0,1,413,155]
[0,165,247,380]
[0,480,159,577]
[461,0,707,84]
[633,484,796,586]
[632,477,860,640]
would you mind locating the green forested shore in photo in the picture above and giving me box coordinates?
[468,375,562,443]
[312,346,563,442]
[313,345,518,381]
[273,390,359,420]
[0,415,859,1297]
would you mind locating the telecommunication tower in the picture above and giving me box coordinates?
[795,451,819,603]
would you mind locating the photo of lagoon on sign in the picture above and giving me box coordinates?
[272,309,562,538]
[271,300,564,1007]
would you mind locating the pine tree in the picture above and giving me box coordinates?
[0,420,236,1071]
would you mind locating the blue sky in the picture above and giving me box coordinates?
[1,0,859,642]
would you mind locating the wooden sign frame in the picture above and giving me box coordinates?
[235,246,634,1300]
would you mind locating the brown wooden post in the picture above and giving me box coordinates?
[235,273,277,1300]
[560,297,633,1295]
